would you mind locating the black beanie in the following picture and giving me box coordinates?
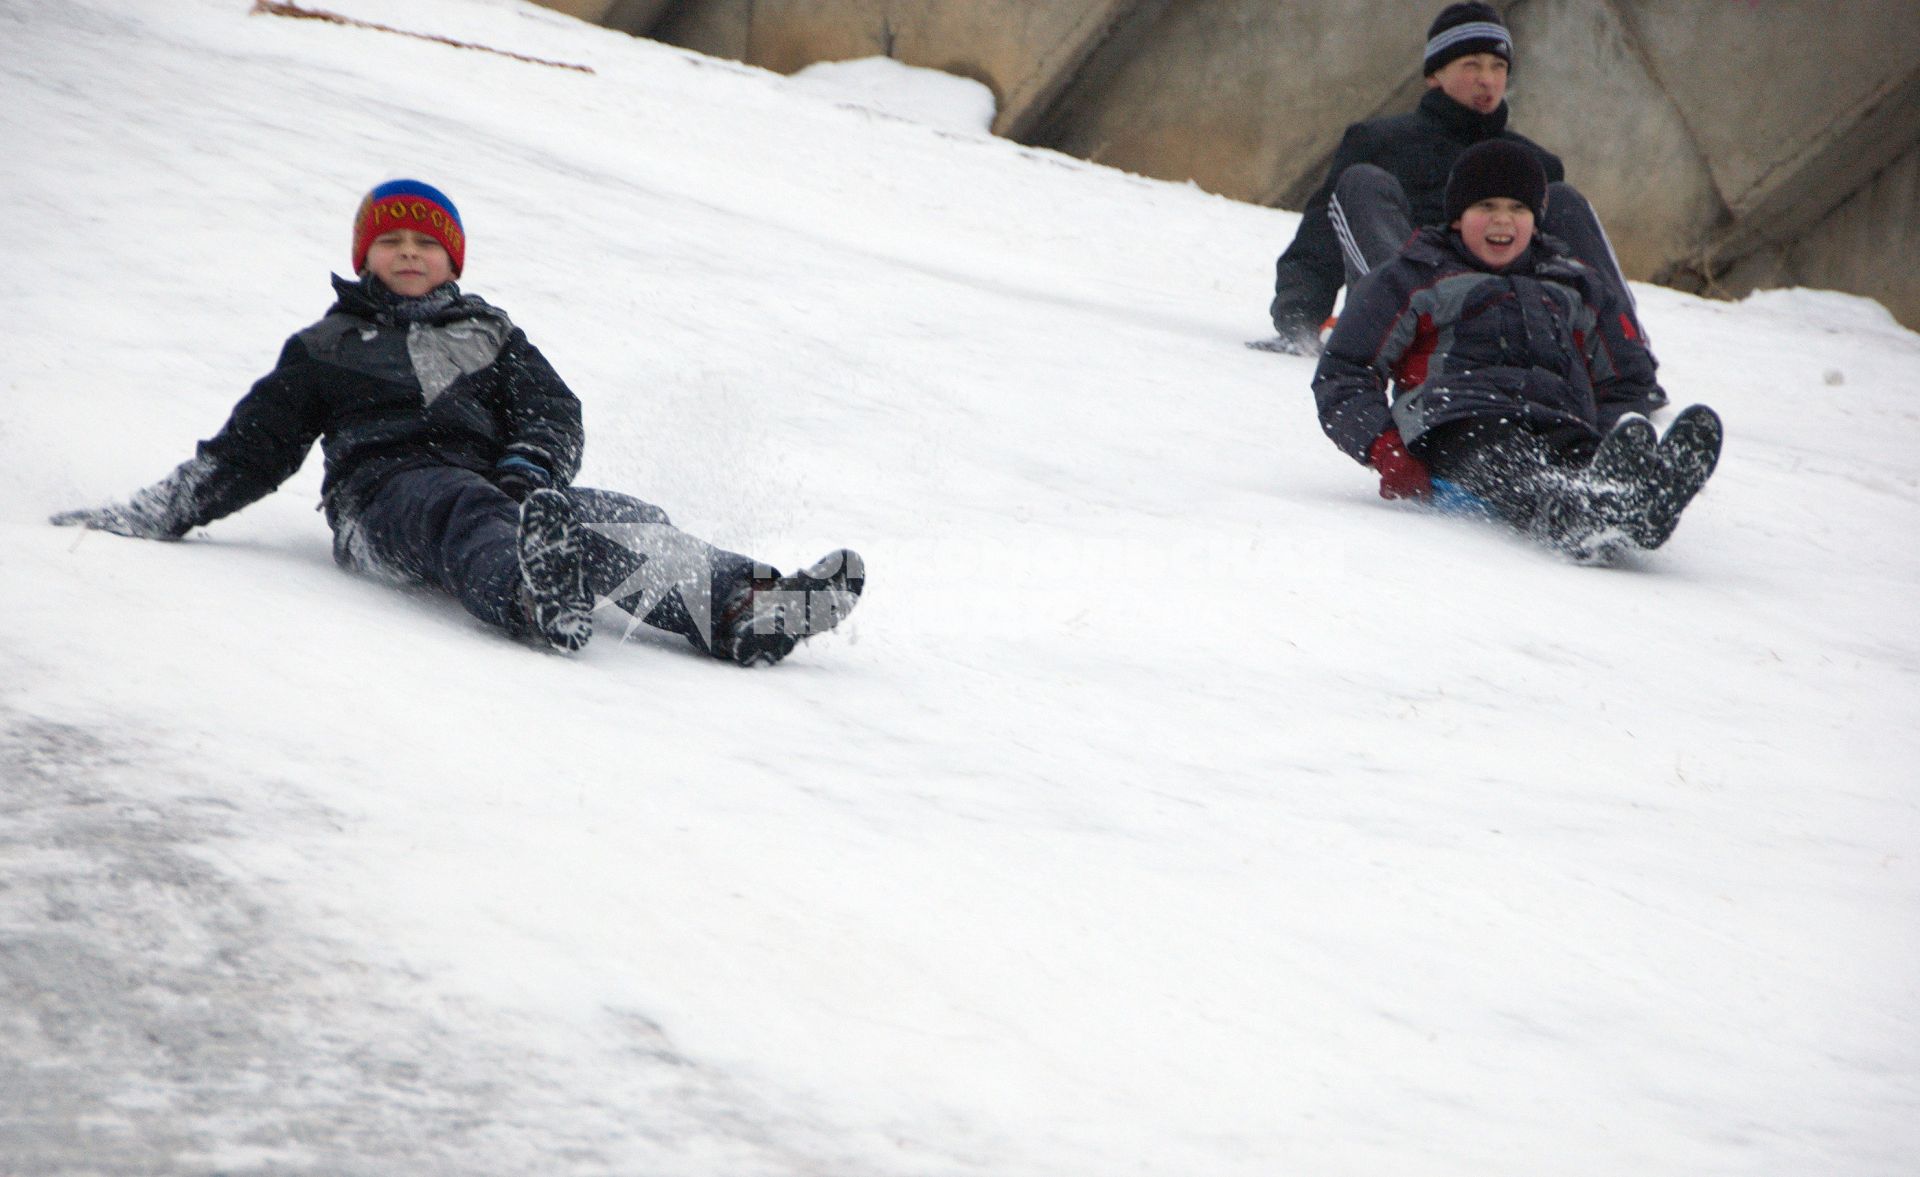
[1424,3,1512,75]
[1443,139,1547,223]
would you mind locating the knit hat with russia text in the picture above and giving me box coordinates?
[352,180,465,277]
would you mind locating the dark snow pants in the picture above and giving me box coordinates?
[334,465,757,649]
[1329,164,1649,339]
[1422,422,1621,552]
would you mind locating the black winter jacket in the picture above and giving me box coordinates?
[1311,227,1663,465]
[132,275,584,537]
[1271,89,1564,333]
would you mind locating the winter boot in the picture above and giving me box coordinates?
[1550,413,1662,561]
[518,489,594,652]
[1587,414,1660,487]
[1634,405,1723,550]
[1528,474,1636,564]
[712,549,866,667]
[1443,434,1630,564]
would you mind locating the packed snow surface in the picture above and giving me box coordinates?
[788,55,998,134]
[2,1,1916,1173]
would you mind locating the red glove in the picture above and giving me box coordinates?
[1368,428,1432,500]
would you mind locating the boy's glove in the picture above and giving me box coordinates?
[50,502,178,540]
[493,454,553,502]
[1368,428,1432,500]
[1265,310,1327,357]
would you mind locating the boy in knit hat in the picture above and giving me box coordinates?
[1264,1,1654,392]
[52,179,863,664]
[1310,140,1722,562]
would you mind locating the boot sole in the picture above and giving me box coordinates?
[1639,406,1724,550]
[519,490,594,652]
[724,549,865,666]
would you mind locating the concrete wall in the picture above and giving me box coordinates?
[1626,2,1917,231]
[537,0,675,33]
[1614,0,1920,327]
[534,0,1920,329]
[1499,0,1722,281]
[1031,0,1425,211]
[1718,141,1920,323]
[645,0,1154,141]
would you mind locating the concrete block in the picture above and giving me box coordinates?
[1503,0,1725,280]
[527,0,675,34]
[651,0,754,62]
[1719,143,1920,330]
[1029,0,1450,208]
[647,0,1149,140]
[1624,0,1920,220]
[527,0,615,22]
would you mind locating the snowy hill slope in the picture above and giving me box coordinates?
[2,1,1917,1173]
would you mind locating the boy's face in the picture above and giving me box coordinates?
[1453,197,1534,270]
[364,229,454,297]
[1427,52,1509,114]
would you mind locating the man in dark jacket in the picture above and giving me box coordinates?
[52,179,862,664]
[1310,141,1718,563]
[1268,4,1571,353]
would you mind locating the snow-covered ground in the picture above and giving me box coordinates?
[3,1,1917,1173]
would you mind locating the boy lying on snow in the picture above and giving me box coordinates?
[1311,139,1722,562]
[52,180,862,663]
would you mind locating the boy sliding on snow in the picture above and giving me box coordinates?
[53,179,862,662]
[1311,140,1721,562]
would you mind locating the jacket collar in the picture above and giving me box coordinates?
[1406,225,1583,283]
[1419,86,1510,141]
[327,272,493,326]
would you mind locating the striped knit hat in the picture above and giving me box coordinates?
[352,179,466,277]
[1424,3,1512,76]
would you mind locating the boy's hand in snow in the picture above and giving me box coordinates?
[49,503,177,540]
[1368,428,1432,500]
[493,454,553,502]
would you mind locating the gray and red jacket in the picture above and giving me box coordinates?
[1311,226,1664,465]
[1271,89,1564,335]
